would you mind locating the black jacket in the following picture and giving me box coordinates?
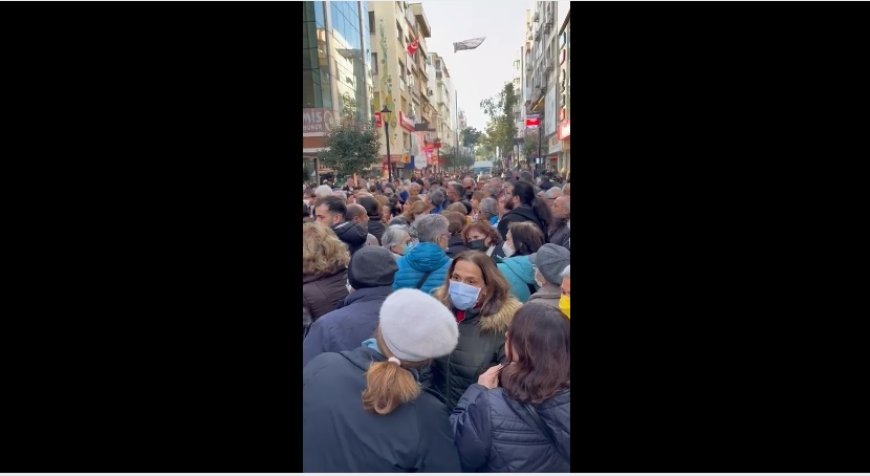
[497,204,548,242]
[367,219,386,245]
[303,347,462,473]
[451,384,570,472]
[302,269,349,323]
[548,221,570,250]
[333,221,368,256]
[430,286,522,410]
[446,234,469,259]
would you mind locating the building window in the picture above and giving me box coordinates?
[371,53,378,75]
[369,11,375,32]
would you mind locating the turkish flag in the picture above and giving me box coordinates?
[407,39,419,55]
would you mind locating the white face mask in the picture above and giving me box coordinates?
[502,241,515,258]
[534,270,546,288]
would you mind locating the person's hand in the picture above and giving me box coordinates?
[477,364,504,389]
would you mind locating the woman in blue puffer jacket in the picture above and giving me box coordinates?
[451,303,570,472]
[495,221,545,302]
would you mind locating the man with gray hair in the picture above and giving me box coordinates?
[429,188,447,214]
[381,224,412,260]
[478,197,500,227]
[314,184,333,198]
[392,214,452,293]
[549,195,570,249]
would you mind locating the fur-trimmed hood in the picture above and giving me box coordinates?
[432,286,522,334]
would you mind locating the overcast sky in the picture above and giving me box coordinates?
[416,0,529,132]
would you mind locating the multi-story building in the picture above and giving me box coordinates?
[522,1,569,176]
[427,52,456,168]
[556,11,570,176]
[368,1,433,178]
[302,1,373,179]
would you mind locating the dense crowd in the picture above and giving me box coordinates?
[302,169,571,472]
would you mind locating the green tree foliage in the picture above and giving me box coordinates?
[321,123,380,181]
[440,146,474,172]
[461,127,483,148]
[479,82,519,162]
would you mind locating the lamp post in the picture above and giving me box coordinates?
[381,105,393,182]
[537,87,545,179]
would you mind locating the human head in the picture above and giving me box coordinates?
[479,197,499,221]
[560,265,570,297]
[440,250,512,316]
[537,186,562,208]
[462,221,501,250]
[447,201,469,216]
[501,302,570,404]
[302,222,350,275]
[314,196,347,227]
[506,221,545,256]
[348,246,398,290]
[332,190,348,201]
[441,211,466,236]
[357,196,381,219]
[552,195,570,220]
[314,184,333,198]
[462,176,475,191]
[562,183,570,196]
[381,224,412,256]
[447,183,464,203]
[363,289,459,415]
[408,183,422,197]
[429,189,446,209]
[511,180,536,208]
[346,203,369,226]
[470,191,486,212]
[415,214,450,249]
[530,244,570,286]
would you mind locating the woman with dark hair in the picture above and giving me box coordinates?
[496,180,552,242]
[496,221,545,302]
[461,221,502,258]
[431,251,522,410]
[450,302,570,472]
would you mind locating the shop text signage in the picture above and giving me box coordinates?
[303,108,335,134]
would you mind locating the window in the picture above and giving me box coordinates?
[371,53,378,75]
[397,21,403,42]
[369,11,375,32]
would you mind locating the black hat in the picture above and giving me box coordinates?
[348,247,398,289]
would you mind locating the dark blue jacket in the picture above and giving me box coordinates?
[451,384,570,472]
[303,347,462,472]
[392,242,452,293]
[302,286,391,368]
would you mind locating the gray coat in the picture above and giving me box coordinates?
[527,283,562,310]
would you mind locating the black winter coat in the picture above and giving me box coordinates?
[446,234,469,259]
[498,204,548,242]
[368,219,386,245]
[451,384,570,472]
[333,221,368,256]
[549,221,570,250]
[430,286,522,410]
[303,347,462,473]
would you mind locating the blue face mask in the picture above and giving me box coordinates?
[449,280,482,311]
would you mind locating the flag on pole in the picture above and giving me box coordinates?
[453,37,486,53]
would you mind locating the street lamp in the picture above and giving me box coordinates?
[537,87,545,179]
[381,105,393,182]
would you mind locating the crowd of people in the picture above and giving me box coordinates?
[302,169,571,472]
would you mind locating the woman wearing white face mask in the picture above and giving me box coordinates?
[496,222,546,303]
[430,251,522,410]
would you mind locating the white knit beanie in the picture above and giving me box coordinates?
[379,289,459,362]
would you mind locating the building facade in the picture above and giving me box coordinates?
[522,1,569,177]
[302,1,373,179]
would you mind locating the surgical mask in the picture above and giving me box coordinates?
[502,241,515,258]
[559,295,570,319]
[448,280,481,311]
[534,270,546,288]
[467,239,487,251]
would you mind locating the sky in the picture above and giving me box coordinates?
[415,0,530,132]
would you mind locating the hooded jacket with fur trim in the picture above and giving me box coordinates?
[428,286,522,409]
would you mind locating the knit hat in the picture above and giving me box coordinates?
[529,243,570,285]
[348,247,398,289]
[379,289,459,362]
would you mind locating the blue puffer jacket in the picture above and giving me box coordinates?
[451,384,570,472]
[393,242,452,294]
[496,255,538,302]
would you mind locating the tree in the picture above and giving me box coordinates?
[479,82,519,163]
[440,146,474,172]
[321,123,380,181]
[461,127,483,148]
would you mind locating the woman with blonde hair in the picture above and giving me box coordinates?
[303,289,461,472]
[431,251,522,409]
[302,222,350,336]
